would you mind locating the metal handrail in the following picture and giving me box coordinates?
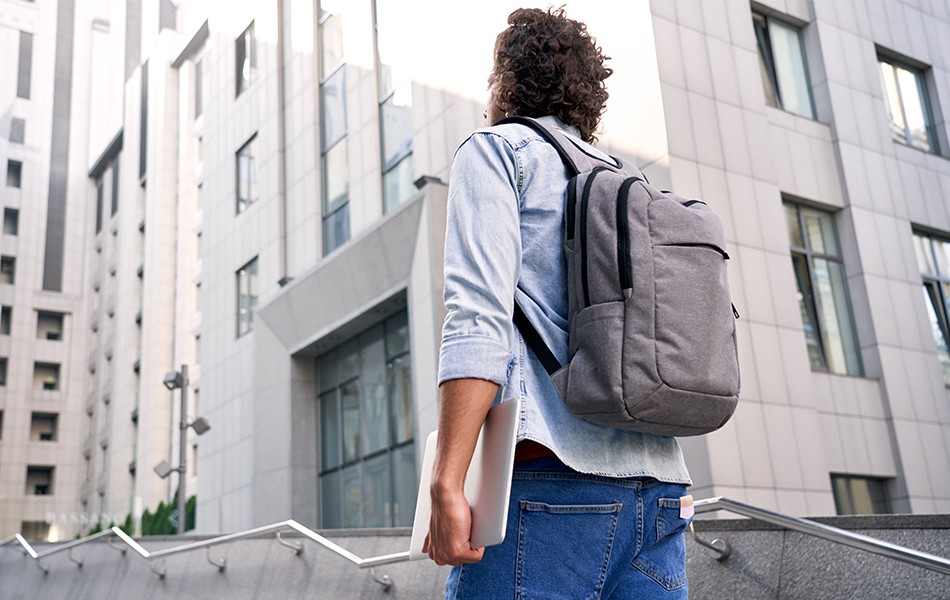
[4,497,948,583]
[1,519,408,585]
[693,496,950,576]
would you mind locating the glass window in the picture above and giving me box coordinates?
[1,306,10,335]
[0,358,6,386]
[752,12,815,119]
[323,140,349,254]
[17,31,32,99]
[95,178,104,233]
[317,310,415,528]
[30,413,58,441]
[879,56,939,153]
[321,67,347,151]
[26,466,54,495]
[7,160,22,188]
[194,57,203,118]
[34,362,60,390]
[10,118,25,144]
[831,475,891,515]
[1,256,15,285]
[374,2,415,213]
[785,202,862,375]
[3,208,18,236]
[319,7,344,81]
[236,135,258,213]
[235,21,257,97]
[236,257,259,337]
[110,157,120,215]
[36,311,64,340]
[320,3,350,256]
[913,232,950,384]
[140,61,148,182]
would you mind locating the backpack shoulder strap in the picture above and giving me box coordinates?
[513,299,561,376]
[497,116,625,176]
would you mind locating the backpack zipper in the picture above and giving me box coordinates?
[655,242,730,260]
[580,168,607,307]
[617,178,638,291]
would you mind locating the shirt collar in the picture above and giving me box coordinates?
[537,115,582,140]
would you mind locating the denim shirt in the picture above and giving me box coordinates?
[439,116,691,484]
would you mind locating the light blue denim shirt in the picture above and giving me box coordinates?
[439,116,691,484]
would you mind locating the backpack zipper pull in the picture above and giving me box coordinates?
[732,304,740,319]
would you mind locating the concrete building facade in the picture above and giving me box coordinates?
[3,0,950,542]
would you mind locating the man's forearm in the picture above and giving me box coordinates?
[431,378,499,495]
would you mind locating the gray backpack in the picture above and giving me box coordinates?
[504,117,740,437]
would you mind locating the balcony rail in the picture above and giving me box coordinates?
[3,497,949,589]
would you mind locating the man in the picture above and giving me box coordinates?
[425,8,693,599]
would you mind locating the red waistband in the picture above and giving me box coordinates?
[514,440,557,463]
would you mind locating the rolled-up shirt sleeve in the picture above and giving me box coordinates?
[438,131,522,386]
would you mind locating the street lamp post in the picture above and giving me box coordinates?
[156,364,210,535]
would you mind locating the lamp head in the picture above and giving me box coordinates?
[190,417,211,436]
[154,460,174,479]
[163,370,184,390]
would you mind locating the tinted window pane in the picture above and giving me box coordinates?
[323,203,350,255]
[363,453,391,527]
[318,349,337,392]
[341,380,361,462]
[380,84,413,171]
[913,233,937,275]
[320,389,340,470]
[392,444,417,527]
[385,312,409,358]
[338,339,359,382]
[383,155,414,213]
[321,68,347,151]
[321,470,342,527]
[342,464,362,527]
[320,13,344,78]
[323,140,348,214]
[785,203,804,248]
[896,66,932,151]
[802,207,838,255]
[792,253,824,369]
[813,258,860,374]
[923,284,950,384]
[388,355,413,444]
[361,326,389,454]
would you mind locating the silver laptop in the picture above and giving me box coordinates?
[408,398,520,560]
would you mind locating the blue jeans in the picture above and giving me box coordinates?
[444,457,691,599]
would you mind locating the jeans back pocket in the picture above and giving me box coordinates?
[631,497,691,591]
[516,501,622,600]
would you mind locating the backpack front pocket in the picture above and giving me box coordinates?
[652,243,739,396]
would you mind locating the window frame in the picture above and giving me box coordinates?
[877,53,940,154]
[236,256,259,338]
[785,201,863,376]
[235,134,259,214]
[7,160,23,188]
[235,21,257,98]
[752,10,817,120]
[317,311,415,529]
[319,6,350,255]
[830,474,891,515]
[912,230,950,384]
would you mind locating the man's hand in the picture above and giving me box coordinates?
[423,378,498,566]
[422,485,485,566]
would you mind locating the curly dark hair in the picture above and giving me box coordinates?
[489,7,612,143]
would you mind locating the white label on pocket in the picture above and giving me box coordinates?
[679,495,694,519]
